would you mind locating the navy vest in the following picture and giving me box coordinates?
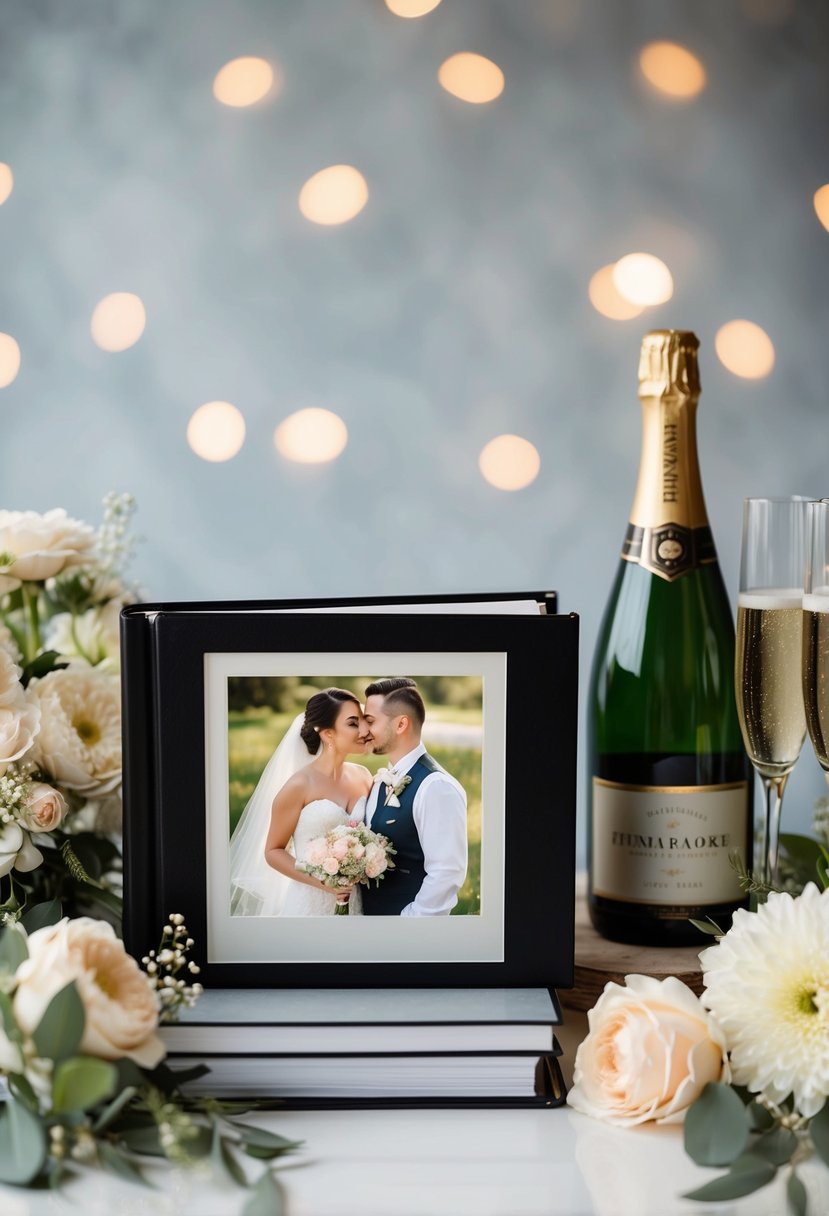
[362,753,439,916]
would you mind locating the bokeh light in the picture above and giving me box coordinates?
[814,184,829,234]
[187,401,247,462]
[479,435,541,491]
[0,164,13,206]
[612,254,674,306]
[639,41,706,99]
[0,334,21,388]
[298,165,369,226]
[588,264,645,321]
[715,320,775,379]
[274,408,349,464]
[213,57,275,108]
[90,293,146,352]
[385,0,442,16]
[438,52,505,104]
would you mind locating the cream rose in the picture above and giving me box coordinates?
[13,918,164,1068]
[0,508,95,583]
[28,666,121,795]
[567,974,726,1126]
[0,649,40,765]
[0,821,44,878]
[20,782,66,833]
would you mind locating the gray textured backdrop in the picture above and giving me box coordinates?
[2,0,828,852]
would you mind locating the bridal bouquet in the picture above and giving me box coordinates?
[0,496,138,923]
[295,822,396,914]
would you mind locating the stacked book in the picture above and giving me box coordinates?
[159,987,566,1108]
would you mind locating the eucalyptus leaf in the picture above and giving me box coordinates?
[52,1056,118,1113]
[0,922,28,974]
[242,1169,286,1216]
[117,1124,164,1157]
[97,1141,155,1189]
[684,1083,750,1166]
[226,1121,300,1151]
[748,1100,775,1132]
[753,1125,798,1166]
[809,1102,829,1166]
[32,980,85,1061]
[21,899,63,933]
[0,1094,48,1185]
[92,1084,138,1134]
[779,833,825,869]
[114,1057,146,1091]
[0,991,23,1046]
[787,1169,809,1216]
[688,918,724,938]
[683,1158,777,1202]
[9,1071,39,1112]
[211,1122,248,1188]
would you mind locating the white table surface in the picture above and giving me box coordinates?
[2,1011,826,1215]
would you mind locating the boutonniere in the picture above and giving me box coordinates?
[374,767,412,808]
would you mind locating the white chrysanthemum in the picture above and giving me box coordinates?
[701,884,829,1117]
[0,649,40,764]
[46,598,123,671]
[28,666,121,796]
[0,507,95,582]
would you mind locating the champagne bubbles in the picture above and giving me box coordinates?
[298,165,369,226]
[385,0,442,16]
[274,408,348,464]
[715,321,775,379]
[588,264,645,321]
[0,333,21,388]
[438,53,505,105]
[0,164,13,206]
[187,401,247,462]
[814,185,829,234]
[479,435,540,491]
[612,254,674,307]
[639,42,706,100]
[90,293,146,352]
[213,57,276,108]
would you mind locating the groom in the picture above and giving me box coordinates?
[360,678,468,917]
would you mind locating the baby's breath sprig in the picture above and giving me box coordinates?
[0,762,33,827]
[95,492,138,583]
[142,913,203,1023]
[143,1087,203,1166]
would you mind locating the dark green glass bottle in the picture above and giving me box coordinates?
[587,330,752,945]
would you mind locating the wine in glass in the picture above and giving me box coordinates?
[803,500,829,781]
[735,497,810,885]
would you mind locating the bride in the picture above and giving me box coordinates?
[229,688,373,917]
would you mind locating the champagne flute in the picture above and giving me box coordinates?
[735,497,811,885]
[803,500,829,782]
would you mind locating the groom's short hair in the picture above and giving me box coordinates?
[365,677,425,730]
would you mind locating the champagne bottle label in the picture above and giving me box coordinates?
[622,523,717,580]
[591,777,749,909]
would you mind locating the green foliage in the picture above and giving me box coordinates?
[0,921,29,976]
[18,649,69,687]
[0,1095,48,1185]
[52,1057,118,1113]
[32,980,85,1061]
[809,1102,829,1166]
[787,1169,809,1216]
[683,1153,777,1202]
[684,1083,750,1166]
[242,1168,287,1216]
[21,899,63,933]
[779,833,829,892]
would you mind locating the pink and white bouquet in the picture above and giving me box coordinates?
[296,822,396,915]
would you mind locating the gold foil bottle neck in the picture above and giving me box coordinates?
[638,329,700,401]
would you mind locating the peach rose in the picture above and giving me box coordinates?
[306,839,328,865]
[13,918,164,1069]
[20,782,66,833]
[567,974,726,1126]
[332,838,350,860]
[365,858,386,879]
[322,856,340,875]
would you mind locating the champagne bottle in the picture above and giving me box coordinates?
[588,330,752,945]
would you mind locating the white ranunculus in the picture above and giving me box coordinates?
[701,883,829,1118]
[567,974,727,1126]
[20,782,66,833]
[0,650,41,765]
[0,508,95,583]
[46,598,123,671]
[28,666,121,795]
[0,821,44,878]
[13,918,164,1069]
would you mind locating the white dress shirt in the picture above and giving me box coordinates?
[366,741,468,917]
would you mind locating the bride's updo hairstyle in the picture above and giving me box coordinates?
[300,688,360,754]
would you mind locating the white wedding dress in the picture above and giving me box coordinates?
[281,796,367,917]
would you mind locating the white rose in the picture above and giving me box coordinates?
[28,666,121,795]
[0,508,95,583]
[46,598,123,672]
[567,974,726,1126]
[13,918,164,1069]
[20,782,66,833]
[0,821,44,879]
[0,650,40,765]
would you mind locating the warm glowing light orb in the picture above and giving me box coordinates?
[0,164,13,206]
[187,401,246,462]
[715,320,775,379]
[0,333,21,388]
[814,184,829,234]
[90,293,146,352]
[438,52,505,104]
[588,264,645,321]
[639,41,706,99]
[213,57,275,107]
[612,254,674,306]
[385,0,442,16]
[479,435,540,492]
[298,165,369,226]
[274,408,348,464]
